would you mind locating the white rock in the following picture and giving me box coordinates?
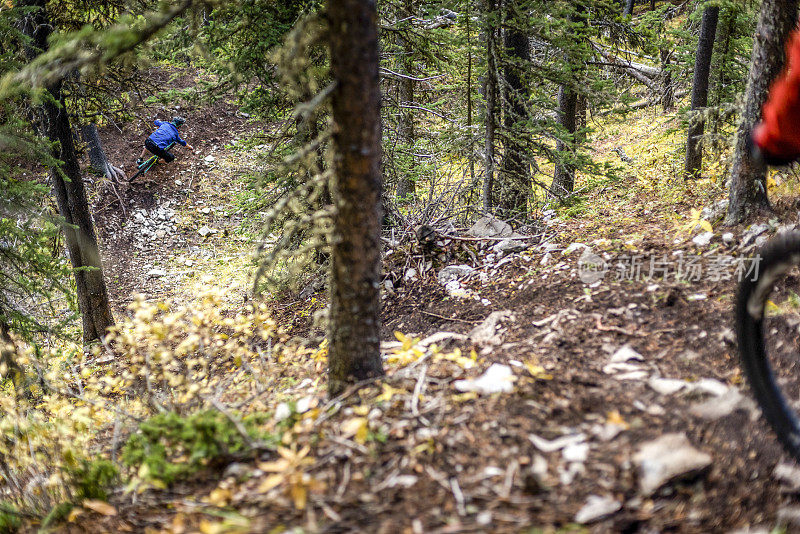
[648,377,688,396]
[482,466,505,478]
[574,495,622,524]
[476,511,492,526]
[146,268,167,278]
[295,396,312,414]
[274,402,291,421]
[437,265,475,285]
[528,433,586,453]
[493,238,527,255]
[692,232,714,247]
[404,268,418,282]
[689,378,729,397]
[198,225,216,237]
[454,363,515,394]
[563,442,590,463]
[633,433,712,495]
[204,155,216,163]
[468,216,512,238]
[690,388,756,420]
[610,345,644,363]
[445,280,462,293]
[722,232,735,245]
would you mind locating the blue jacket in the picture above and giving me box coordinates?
[148,120,187,149]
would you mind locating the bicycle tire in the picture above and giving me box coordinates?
[129,157,156,182]
[736,231,800,459]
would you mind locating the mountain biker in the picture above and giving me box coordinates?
[136,116,194,167]
[752,28,800,165]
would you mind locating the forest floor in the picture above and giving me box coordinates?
[73,68,800,533]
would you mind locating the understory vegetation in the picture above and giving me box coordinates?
[3,0,800,532]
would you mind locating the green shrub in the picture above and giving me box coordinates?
[0,503,22,534]
[122,410,273,485]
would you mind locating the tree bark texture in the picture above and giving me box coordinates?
[550,3,585,198]
[684,6,719,180]
[396,0,416,199]
[481,3,498,211]
[551,85,578,197]
[727,0,799,224]
[497,5,531,216]
[660,48,674,111]
[623,0,634,17]
[327,0,385,396]
[81,123,126,181]
[21,0,115,343]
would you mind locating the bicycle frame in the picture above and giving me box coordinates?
[129,141,176,182]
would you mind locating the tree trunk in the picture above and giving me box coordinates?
[21,0,115,343]
[660,48,674,111]
[481,1,498,211]
[0,319,24,394]
[396,0,416,200]
[726,0,799,225]
[551,3,585,198]
[711,8,735,108]
[684,6,719,180]
[623,0,634,17]
[81,123,126,181]
[327,0,385,396]
[551,85,578,197]
[497,2,531,216]
[466,1,476,195]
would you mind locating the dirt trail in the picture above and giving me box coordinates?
[81,70,800,533]
[91,69,260,314]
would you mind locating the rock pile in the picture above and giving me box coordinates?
[127,202,180,249]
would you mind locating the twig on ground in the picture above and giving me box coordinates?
[419,310,481,324]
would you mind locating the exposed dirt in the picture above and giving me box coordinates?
[90,67,261,314]
[72,69,800,533]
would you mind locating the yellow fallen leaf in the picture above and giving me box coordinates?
[524,358,553,380]
[83,499,117,516]
[374,384,406,403]
[290,483,308,510]
[205,487,232,507]
[606,410,629,429]
[67,508,84,522]
[258,474,285,493]
[342,417,369,444]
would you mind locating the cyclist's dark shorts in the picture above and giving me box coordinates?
[144,138,175,163]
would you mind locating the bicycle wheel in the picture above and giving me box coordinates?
[129,157,157,182]
[736,231,800,459]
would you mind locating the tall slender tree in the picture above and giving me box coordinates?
[497,0,531,215]
[684,6,719,180]
[726,0,799,224]
[551,3,586,198]
[481,0,499,211]
[20,0,115,342]
[395,0,416,200]
[327,0,385,396]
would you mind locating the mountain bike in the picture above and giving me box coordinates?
[736,232,800,458]
[129,142,175,182]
